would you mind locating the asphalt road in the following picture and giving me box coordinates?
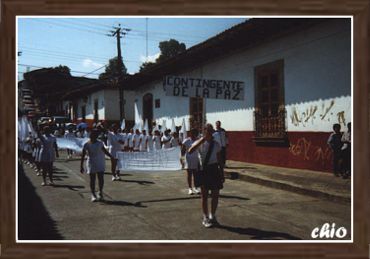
[18,152,351,241]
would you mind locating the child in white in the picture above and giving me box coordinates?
[107,124,124,181]
[161,130,172,149]
[153,130,161,150]
[139,130,148,152]
[133,129,141,151]
[81,129,114,202]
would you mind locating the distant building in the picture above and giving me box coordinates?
[123,18,351,172]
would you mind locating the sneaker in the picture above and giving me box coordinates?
[209,216,220,226]
[193,188,201,194]
[188,188,194,195]
[202,217,212,228]
[41,182,46,186]
[91,196,97,202]
[37,172,41,176]
[97,192,104,201]
[115,176,121,181]
[112,176,117,181]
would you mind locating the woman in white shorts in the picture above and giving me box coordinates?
[81,129,114,202]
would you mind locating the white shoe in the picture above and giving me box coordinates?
[202,217,212,228]
[91,196,97,202]
[188,188,194,195]
[115,176,121,181]
[112,176,116,181]
[193,188,201,194]
[97,192,104,201]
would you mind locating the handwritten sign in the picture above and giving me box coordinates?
[163,76,244,100]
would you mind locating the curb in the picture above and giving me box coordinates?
[224,170,350,204]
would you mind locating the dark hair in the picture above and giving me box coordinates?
[190,128,199,137]
[90,129,100,138]
[333,123,341,130]
[204,123,215,134]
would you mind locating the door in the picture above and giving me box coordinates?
[189,97,203,130]
[143,93,153,130]
[94,99,99,123]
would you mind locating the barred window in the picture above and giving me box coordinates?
[254,59,287,142]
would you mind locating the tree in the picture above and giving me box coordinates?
[54,65,71,75]
[156,39,186,63]
[139,61,156,72]
[99,57,128,80]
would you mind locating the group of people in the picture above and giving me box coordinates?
[327,122,351,179]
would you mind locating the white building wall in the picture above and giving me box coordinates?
[75,90,105,120]
[135,19,351,132]
[104,89,135,121]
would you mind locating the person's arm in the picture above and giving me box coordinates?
[101,145,114,160]
[80,146,86,174]
[188,137,205,154]
[54,140,59,158]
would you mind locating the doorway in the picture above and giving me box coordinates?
[189,97,204,130]
[143,93,153,130]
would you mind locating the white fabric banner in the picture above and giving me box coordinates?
[56,137,89,153]
[117,147,182,171]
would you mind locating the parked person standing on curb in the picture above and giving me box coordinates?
[341,122,351,179]
[327,123,343,177]
[38,126,59,186]
[107,124,125,181]
[189,123,225,228]
[81,129,115,202]
[181,128,201,195]
[213,120,228,169]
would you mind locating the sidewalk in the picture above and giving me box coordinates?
[224,160,351,203]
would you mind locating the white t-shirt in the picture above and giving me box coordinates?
[139,134,148,151]
[153,135,161,150]
[170,137,179,147]
[83,140,105,174]
[107,131,121,158]
[199,139,221,167]
[119,133,127,150]
[161,135,171,149]
[39,134,57,162]
[213,129,227,147]
[133,134,141,150]
[127,133,133,148]
[182,138,200,170]
[147,135,154,151]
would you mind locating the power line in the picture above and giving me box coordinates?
[80,65,107,77]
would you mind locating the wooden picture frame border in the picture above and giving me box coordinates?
[1,0,369,258]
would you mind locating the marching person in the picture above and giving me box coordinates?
[133,129,141,152]
[161,129,172,149]
[139,130,148,152]
[341,122,351,179]
[107,124,125,181]
[81,129,115,202]
[170,131,180,147]
[127,129,134,152]
[64,129,75,159]
[181,128,201,195]
[153,130,162,150]
[189,124,225,228]
[147,130,154,152]
[38,126,59,186]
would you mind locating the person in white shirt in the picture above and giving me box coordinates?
[127,129,134,152]
[153,130,161,150]
[147,131,154,151]
[81,129,114,202]
[107,124,125,181]
[118,128,127,151]
[189,123,224,228]
[170,132,180,147]
[213,120,228,169]
[161,130,172,149]
[181,128,201,195]
[133,129,141,152]
[139,130,148,152]
[38,126,59,186]
[64,130,75,159]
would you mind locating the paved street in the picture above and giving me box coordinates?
[18,151,351,241]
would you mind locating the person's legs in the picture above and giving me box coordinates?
[333,152,340,176]
[97,172,104,200]
[187,170,193,188]
[210,189,220,221]
[41,162,47,185]
[47,162,54,184]
[111,158,117,180]
[89,173,97,197]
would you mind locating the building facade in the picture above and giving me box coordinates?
[127,18,351,172]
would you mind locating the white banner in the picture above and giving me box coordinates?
[56,137,89,153]
[117,147,182,171]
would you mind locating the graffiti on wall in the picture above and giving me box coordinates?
[290,100,347,127]
[289,137,332,165]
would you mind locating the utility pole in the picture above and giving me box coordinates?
[110,24,130,121]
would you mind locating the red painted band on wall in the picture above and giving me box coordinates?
[227,131,334,173]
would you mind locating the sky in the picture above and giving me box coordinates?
[17,17,247,80]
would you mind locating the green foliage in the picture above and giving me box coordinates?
[156,39,186,63]
[54,65,71,75]
[99,57,128,80]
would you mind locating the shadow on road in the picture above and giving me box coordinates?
[215,225,302,240]
[120,179,155,185]
[219,194,250,201]
[18,162,63,240]
[52,184,85,191]
[101,200,147,208]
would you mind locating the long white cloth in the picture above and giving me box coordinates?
[117,147,181,171]
[56,137,89,153]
